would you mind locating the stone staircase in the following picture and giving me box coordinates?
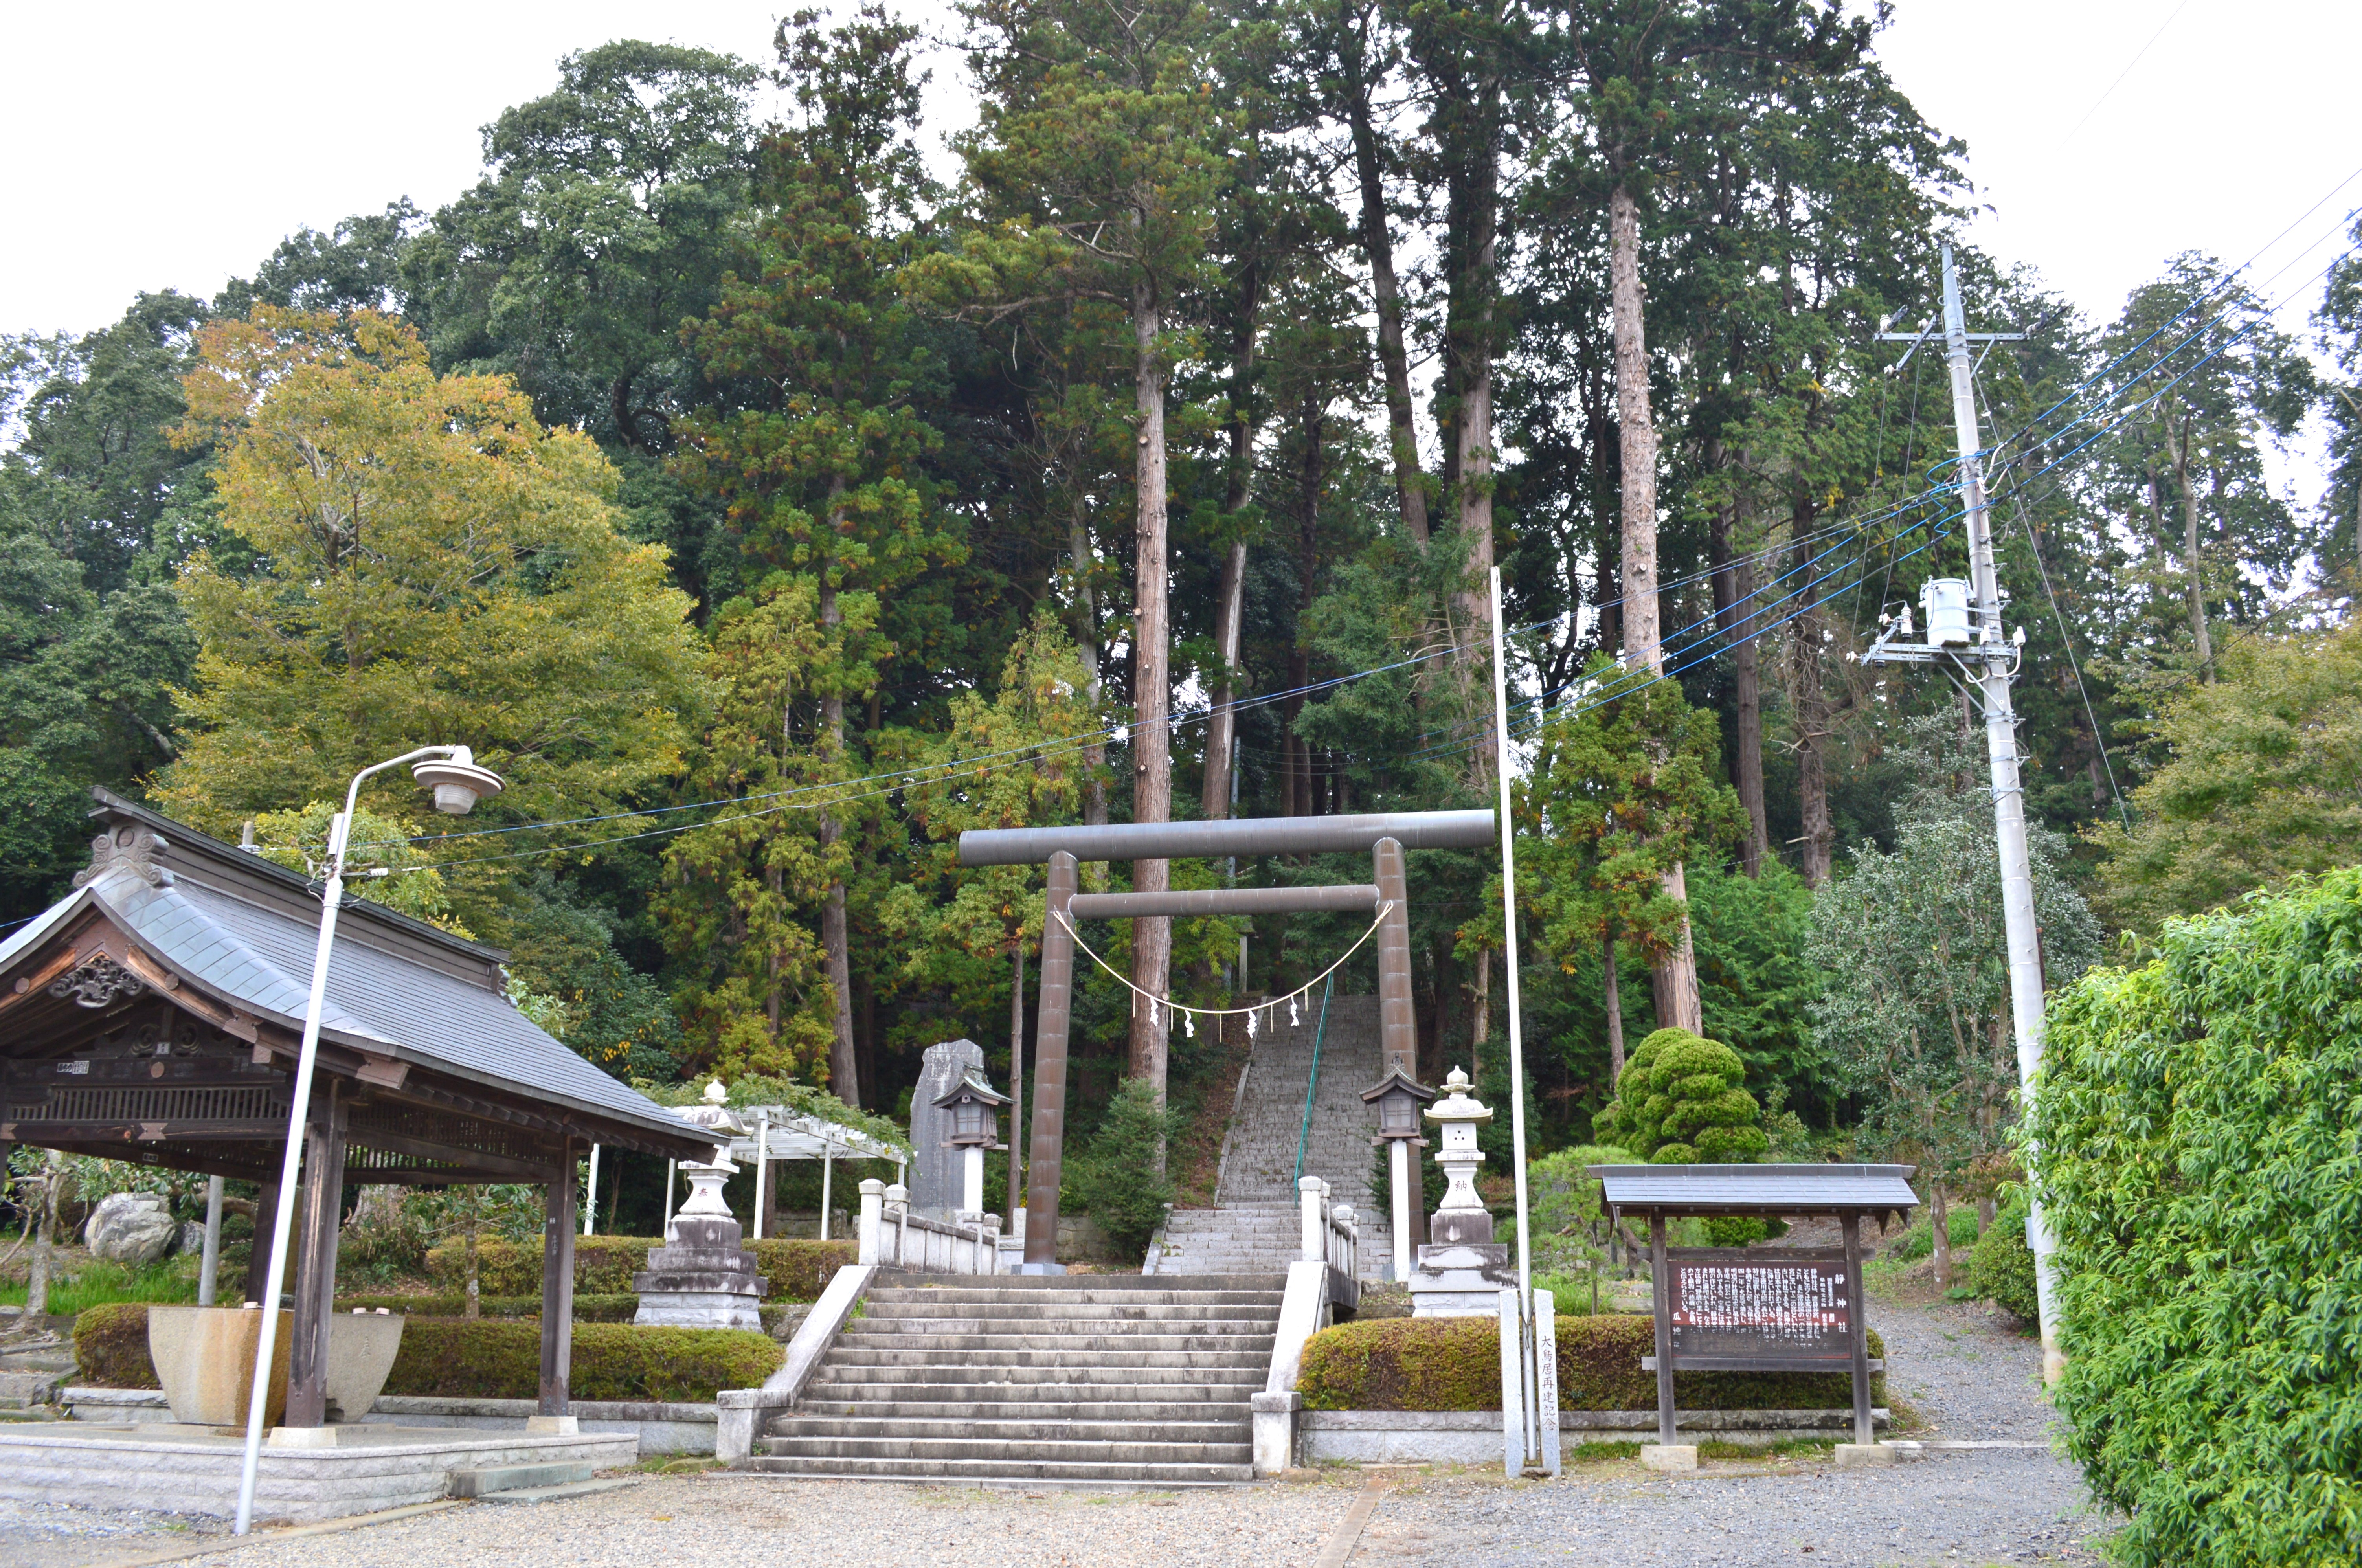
[0,1343,71,1421]
[1154,994,1393,1281]
[744,1274,1283,1487]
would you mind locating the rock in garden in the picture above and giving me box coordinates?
[87,1193,177,1265]
[177,1219,208,1257]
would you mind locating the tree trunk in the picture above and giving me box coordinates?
[1930,1181,1953,1289]
[1470,946,1490,1079]
[1453,108,1500,718]
[1071,488,1108,827]
[1610,182,1703,1026]
[1343,19,1428,546]
[1709,478,1769,876]
[2172,424,2215,677]
[817,493,860,1105]
[1202,231,1264,821]
[1602,932,1625,1083]
[22,1154,59,1322]
[1129,274,1172,1118]
[1791,534,1834,887]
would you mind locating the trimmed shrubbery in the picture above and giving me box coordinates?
[421,1235,854,1302]
[1964,1195,2038,1324]
[2031,867,2362,1568]
[72,1302,780,1401]
[333,1293,641,1322]
[1295,1313,1884,1412]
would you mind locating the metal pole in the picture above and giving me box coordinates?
[197,1176,224,1306]
[1488,566,1539,1467]
[661,1160,676,1232]
[234,802,353,1534]
[819,1154,832,1241]
[583,1146,599,1237]
[1939,244,2063,1381]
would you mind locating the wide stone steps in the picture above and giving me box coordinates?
[791,1397,1251,1422]
[741,1455,1253,1486]
[754,1272,1283,1487]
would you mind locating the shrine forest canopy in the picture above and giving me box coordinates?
[3,3,2359,1173]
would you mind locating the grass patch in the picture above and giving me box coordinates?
[1570,1440,1642,1462]
[0,1258,197,1314]
[1698,1438,1836,1462]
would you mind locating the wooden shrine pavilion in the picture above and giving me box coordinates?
[0,790,720,1429]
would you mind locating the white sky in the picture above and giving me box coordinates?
[5,1,2353,491]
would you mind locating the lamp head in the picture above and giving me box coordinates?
[411,747,505,816]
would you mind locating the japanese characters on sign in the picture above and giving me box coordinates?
[1666,1250,1850,1365]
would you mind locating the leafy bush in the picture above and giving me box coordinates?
[1070,1078,1177,1258]
[1592,1028,1766,1163]
[2031,867,2362,1568]
[1966,1195,2038,1324]
[421,1236,854,1302]
[333,1293,642,1322]
[1297,1313,1882,1411]
[73,1303,781,1401]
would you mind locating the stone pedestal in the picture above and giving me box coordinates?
[1640,1443,1698,1472]
[632,1164,768,1330]
[1407,1066,1508,1317]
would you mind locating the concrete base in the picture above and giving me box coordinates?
[1008,1261,1067,1275]
[1640,1444,1698,1472]
[1251,1391,1300,1477]
[1407,1242,1513,1318]
[1835,1442,1897,1468]
[1299,1409,1890,1465]
[0,1423,635,1523]
[61,1388,718,1456]
[525,1415,578,1434]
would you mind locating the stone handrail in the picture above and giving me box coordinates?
[857,1178,1002,1274]
[1298,1176,1356,1280]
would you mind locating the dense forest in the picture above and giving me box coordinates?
[5,0,2356,1174]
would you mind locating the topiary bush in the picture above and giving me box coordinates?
[1965,1194,2037,1325]
[2031,867,2362,1568]
[333,1293,642,1322]
[1592,1028,1766,1164]
[70,1302,780,1401]
[1297,1313,1883,1411]
[421,1236,854,1303]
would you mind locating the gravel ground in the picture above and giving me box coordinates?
[0,1497,229,1568]
[0,1280,2108,1568]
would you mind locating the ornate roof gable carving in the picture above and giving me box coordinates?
[73,826,174,890]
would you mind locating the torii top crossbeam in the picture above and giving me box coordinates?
[957,809,1495,866]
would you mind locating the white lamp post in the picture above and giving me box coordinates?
[234,746,503,1535]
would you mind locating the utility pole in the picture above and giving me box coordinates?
[1870,244,2062,1384]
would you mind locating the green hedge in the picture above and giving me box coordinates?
[1965,1196,2039,1324]
[1296,1313,1884,1412]
[2031,867,2362,1568]
[71,1303,781,1401]
[422,1236,854,1302]
[334,1294,641,1322]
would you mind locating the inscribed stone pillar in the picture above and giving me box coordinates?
[911,1038,986,1216]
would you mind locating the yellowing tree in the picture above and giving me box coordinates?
[158,308,706,908]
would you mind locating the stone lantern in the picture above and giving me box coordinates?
[633,1081,769,1329]
[1407,1066,1511,1317]
[1360,1067,1434,1281]
[932,1071,1011,1218]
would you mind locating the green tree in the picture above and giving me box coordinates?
[671,7,962,1100]
[156,308,707,924]
[913,0,1221,1107]
[2088,620,2362,932]
[1517,658,1743,1077]
[1808,717,2101,1283]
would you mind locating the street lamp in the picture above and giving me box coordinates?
[1361,1067,1434,1282]
[235,747,503,1535]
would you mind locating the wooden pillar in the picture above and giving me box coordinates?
[244,1179,279,1307]
[284,1087,347,1428]
[1844,1212,1873,1446]
[1649,1214,1675,1446]
[540,1148,578,1416]
[1023,851,1078,1269]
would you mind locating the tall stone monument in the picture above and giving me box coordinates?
[1408,1067,1514,1316]
[911,1038,986,1217]
[634,1082,769,1330]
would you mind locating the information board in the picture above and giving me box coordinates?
[1664,1247,1850,1368]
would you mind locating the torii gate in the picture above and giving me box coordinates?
[957,809,1497,1271]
